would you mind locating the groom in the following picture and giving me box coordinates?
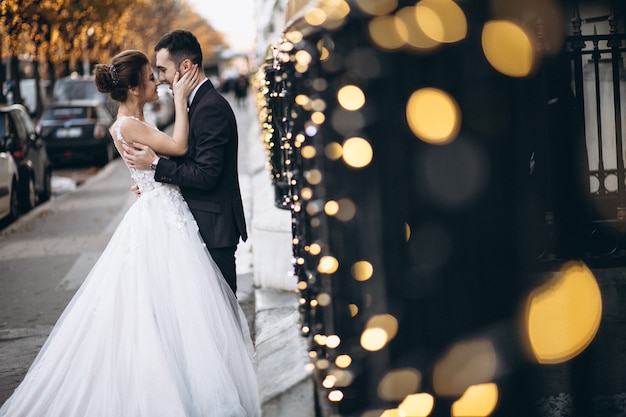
[122,30,247,295]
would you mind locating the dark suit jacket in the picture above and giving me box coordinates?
[154,79,247,248]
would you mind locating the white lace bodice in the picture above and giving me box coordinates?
[111,116,189,229]
[112,116,163,193]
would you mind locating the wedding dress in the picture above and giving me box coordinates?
[0,116,260,417]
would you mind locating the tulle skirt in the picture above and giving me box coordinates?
[0,184,260,417]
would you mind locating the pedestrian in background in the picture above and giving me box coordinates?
[234,73,250,107]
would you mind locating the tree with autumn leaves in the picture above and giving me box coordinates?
[0,0,228,114]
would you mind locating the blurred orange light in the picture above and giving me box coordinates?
[482,20,536,77]
[524,261,602,364]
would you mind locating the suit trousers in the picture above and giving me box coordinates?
[208,246,238,295]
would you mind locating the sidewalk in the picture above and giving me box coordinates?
[231,92,315,417]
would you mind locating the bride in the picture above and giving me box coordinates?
[0,50,260,417]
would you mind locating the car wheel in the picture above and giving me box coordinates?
[19,171,37,212]
[39,166,52,203]
[8,178,19,223]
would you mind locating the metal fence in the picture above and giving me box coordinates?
[565,8,626,263]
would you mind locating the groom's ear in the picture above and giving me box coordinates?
[180,59,192,73]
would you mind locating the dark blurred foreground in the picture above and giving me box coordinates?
[259,1,626,416]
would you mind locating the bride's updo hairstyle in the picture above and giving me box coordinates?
[94,50,150,102]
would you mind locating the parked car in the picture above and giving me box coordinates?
[36,100,115,167]
[0,137,19,225]
[0,104,52,212]
[144,84,175,129]
[52,75,117,115]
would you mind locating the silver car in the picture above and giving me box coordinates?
[0,138,19,226]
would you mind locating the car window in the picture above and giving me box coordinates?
[14,108,35,136]
[10,110,27,139]
[53,80,105,102]
[1,112,22,148]
[0,113,7,138]
[42,107,89,120]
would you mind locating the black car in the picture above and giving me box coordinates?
[52,75,117,115]
[37,100,116,166]
[0,104,52,212]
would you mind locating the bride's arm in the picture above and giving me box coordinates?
[122,65,199,156]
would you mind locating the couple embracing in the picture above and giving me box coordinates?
[0,30,260,417]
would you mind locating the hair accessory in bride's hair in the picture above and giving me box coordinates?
[109,64,119,86]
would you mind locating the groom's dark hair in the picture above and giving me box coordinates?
[154,30,203,68]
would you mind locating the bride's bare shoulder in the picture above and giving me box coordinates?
[116,117,155,145]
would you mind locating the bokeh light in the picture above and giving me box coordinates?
[451,383,499,417]
[342,137,373,168]
[326,334,341,348]
[306,200,323,216]
[335,198,357,221]
[351,260,374,281]
[322,374,337,388]
[398,393,435,417]
[335,354,352,368]
[406,88,461,144]
[396,6,440,50]
[284,30,303,43]
[317,292,332,306]
[355,0,398,16]
[324,200,339,215]
[415,0,467,43]
[305,7,327,26]
[328,369,354,387]
[482,20,536,77]
[348,304,359,317]
[360,327,389,352]
[490,0,565,55]
[367,314,398,338]
[305,169,323,185]
[328,390,344,402]
[311,111,326,124]
[337,85,366,111]
[295,94,310,107]
[301,187,313,200]
[368,15,406,50]
[309,243,322,255]
[318,255,340,274]
[523,261,602,364]
[325,142,343,160]
[377,368,422,401]
[301,145,316,159]
[433,339,497,397]
[361,314,398,351]
[321,0,351,30]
